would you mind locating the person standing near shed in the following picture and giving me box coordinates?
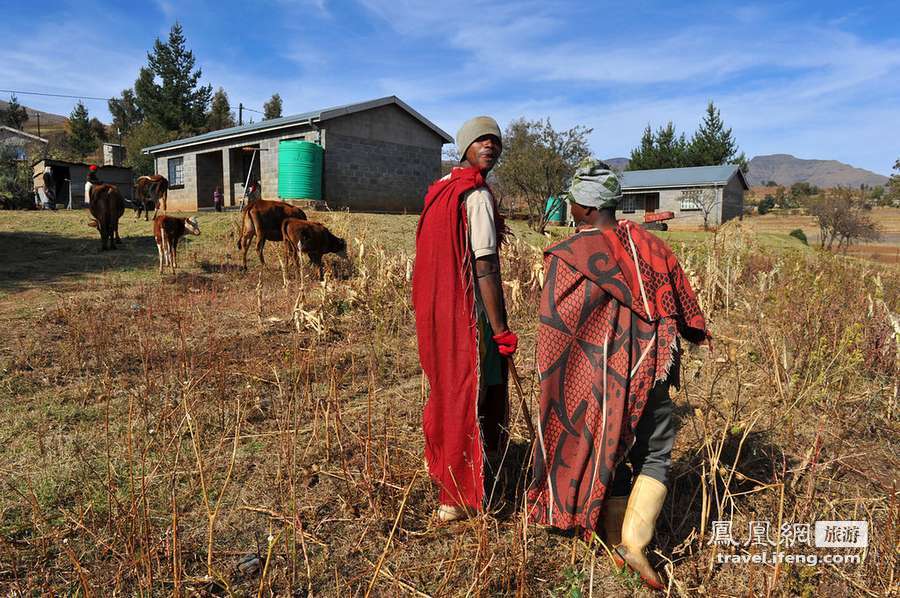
[84,164,99,205]
[527,159,710,590]
[413,116,517,522]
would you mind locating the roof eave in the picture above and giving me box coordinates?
[143,117,320,154]
[142,95,453,154]
[1,125,48,144]
[623,181,730,191]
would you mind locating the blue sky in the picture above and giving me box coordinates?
[2,0,898,174]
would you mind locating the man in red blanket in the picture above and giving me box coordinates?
[527,158,709,590]
[413,116,517,522]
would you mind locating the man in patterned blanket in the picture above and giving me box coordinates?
[527,159,710,590]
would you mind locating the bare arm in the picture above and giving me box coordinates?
[475,254,508,335]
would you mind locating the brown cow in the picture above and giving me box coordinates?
[87,183,126,250]
[237,199,307,269]
[153,215,200,274]
[135,175,169,219]
[282,219,348,280]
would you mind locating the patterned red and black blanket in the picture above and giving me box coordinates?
[528,222,707,531]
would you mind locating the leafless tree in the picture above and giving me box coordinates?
[806,187,881,251]
[693,188,719,230]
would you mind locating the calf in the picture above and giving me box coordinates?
[87,183,126,250]
[237,199,308,269]
[282,218,348,280]
[153,215,200,274]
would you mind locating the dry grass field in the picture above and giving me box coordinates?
[0,208,897,596]
[737,207,900,265]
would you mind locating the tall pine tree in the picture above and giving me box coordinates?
[628,125,657,170]
[89,118,109,143]
[0,94,29,130]
[627,122,687,170]
[263,93,283,120]
[654,122,688,168]
[687,101,747,170]
[206,88,235,131]
[134,22,212,133]
[68,102,97,160]
[108,89,143,135]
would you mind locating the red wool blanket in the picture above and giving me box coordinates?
[412,166,505,510]
[528,221,707,530]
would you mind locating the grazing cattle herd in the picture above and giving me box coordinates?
[82,170,348,279]
[237,198,309,269]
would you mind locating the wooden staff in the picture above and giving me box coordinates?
[506,357,535,442]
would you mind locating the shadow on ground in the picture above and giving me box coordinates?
[0,231,158,293]
[660,400,786,554]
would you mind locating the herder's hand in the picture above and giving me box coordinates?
[493,330,519,357]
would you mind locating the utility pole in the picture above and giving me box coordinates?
[239,103,243,126]
[34,112,41,138]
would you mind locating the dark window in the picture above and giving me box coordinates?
[168,157,184,186]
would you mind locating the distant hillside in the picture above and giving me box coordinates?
[748,154,888,188]
[604,157,630,171]
[0,100,68,137]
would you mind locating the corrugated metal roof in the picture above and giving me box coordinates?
[1,125,48,144]
[143,95,453,154]
[621,164,747,190]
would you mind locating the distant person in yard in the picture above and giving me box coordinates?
[527,159,710,591]
[84,164,99,205]
[412,116,516,522]
[213,186,224,212]
[42,166,56,208]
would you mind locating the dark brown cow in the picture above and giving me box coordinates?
[87,183,126,250]
[237,199,307,269]
[281,218,348,280]
[153,215,200,274]
[135,175,169,219]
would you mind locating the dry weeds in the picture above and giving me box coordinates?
[0,211,897,596]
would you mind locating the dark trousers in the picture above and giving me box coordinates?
[610,382,675,496]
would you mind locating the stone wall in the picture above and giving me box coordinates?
[323,132,440,212]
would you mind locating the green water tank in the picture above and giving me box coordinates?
[278,140,323,200]
[544,196,566,224]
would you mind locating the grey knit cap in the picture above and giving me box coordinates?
[566,158,623,209]
[456,116,502,161]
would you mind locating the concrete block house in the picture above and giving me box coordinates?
[142,96,453,212]
[619,164,749,226]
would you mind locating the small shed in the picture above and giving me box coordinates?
[142,95,453,212]
[1,126,47,160]
[32,159,133,209]
[617,164,748,226]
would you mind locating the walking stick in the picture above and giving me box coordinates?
[506,357,535,443]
